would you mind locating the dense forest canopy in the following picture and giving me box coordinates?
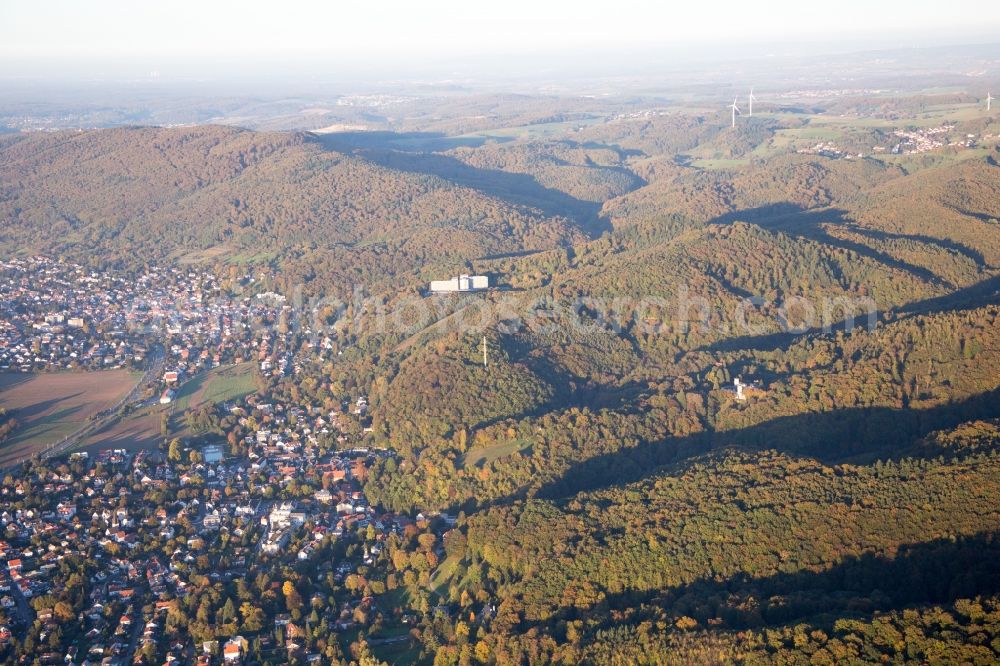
[0,126,583,296]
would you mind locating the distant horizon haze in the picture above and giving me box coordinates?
[2,0,999,85]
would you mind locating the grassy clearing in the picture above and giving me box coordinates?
[165,362,257,440]
[689,157,750,170]
[173,244,233,264]
[173,362,257,412]
[377,585,415,613]
[371,641,421,665]
[225,251,280,265]
[193,362,258,406]
[777,126,843,143]
[461,438,531,469]
[428,554,462,596]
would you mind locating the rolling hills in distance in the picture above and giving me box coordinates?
[2,82,1000,663]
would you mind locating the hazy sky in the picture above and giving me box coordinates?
[2,0,999,83]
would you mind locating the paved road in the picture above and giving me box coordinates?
[121,589,146,664]
[250,500,276,562]
[7,578,35,627]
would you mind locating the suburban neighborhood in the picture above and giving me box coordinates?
[0,257,475,665]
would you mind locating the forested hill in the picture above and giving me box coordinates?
[4,125,999,306]
[0,126,585,294]
[454,420,1000,664]
[5,123,999,410]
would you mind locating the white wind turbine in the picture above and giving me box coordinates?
[748,88,756,117]
[729,96,742,128]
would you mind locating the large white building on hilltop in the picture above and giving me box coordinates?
[429,274,489,293]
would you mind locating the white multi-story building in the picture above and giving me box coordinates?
[429,274,489,293]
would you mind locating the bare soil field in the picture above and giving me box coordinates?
[0,370,137,466]
[78,404,166,455]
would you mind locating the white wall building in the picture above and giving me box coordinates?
[429,274,489,293]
